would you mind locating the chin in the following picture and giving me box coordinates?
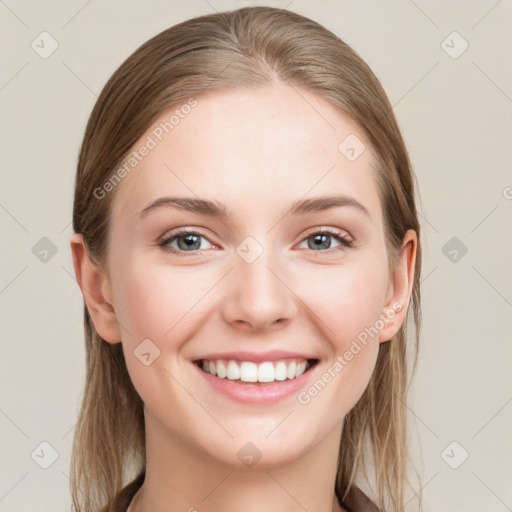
[198,427,318,470]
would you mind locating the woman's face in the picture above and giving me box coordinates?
[90,83,414,468]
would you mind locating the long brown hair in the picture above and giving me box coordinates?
[70,7,423,511]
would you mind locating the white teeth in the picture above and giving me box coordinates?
[257,362,275,383]
[216,360,227,379]
[286,361,296,380]
[227,360,240,380]
[296,361,307,377]
[274,361,287,381]
[240,362,258,382]
[199,358,313,383]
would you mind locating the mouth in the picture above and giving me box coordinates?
[193,358,320,385]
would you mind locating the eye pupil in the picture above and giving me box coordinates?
[309,234,331,250]
[178,234,201,250]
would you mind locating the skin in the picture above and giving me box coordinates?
[71,82,417,512]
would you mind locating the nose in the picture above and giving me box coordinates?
[222,247,298,333]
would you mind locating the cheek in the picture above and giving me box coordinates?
[295,255,389,411]
[111,260,208,409]
[112,262,204,343]
[296,275,385,418]
[302,257,390,347]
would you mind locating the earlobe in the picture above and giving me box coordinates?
[70,233,121,344]
[378,229,417,343]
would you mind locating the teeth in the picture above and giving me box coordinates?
[286,361,296,380]
[274,361,288,381]
[199,358,313,383]
[216,360,227,379]
[227,360,240,380]
[257,362,274,382]
[240,362,258,382]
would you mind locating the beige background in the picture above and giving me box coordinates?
[1,1,511,511]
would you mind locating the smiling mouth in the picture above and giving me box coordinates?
[194,358,319,384]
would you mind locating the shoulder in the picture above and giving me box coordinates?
[101,470,145,512]
[339,485,384,512]
[105,472,381,512]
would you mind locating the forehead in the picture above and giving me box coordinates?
[110,83,382,226]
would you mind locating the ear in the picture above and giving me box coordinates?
[70,233,121,344]
[378,229,418,343]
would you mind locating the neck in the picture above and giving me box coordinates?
[132,409,347,512]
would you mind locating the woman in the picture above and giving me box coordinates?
[69,6,423,512]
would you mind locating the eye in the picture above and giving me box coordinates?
[297,229,354,252]
[159,227,354,256]
[159,229,215,255]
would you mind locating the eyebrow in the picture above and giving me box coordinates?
[138,195,371,219]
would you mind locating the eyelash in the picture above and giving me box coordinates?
[159,228,354,256]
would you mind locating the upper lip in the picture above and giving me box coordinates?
[193,350,318,363]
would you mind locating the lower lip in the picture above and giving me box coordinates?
[192,361,318,404]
